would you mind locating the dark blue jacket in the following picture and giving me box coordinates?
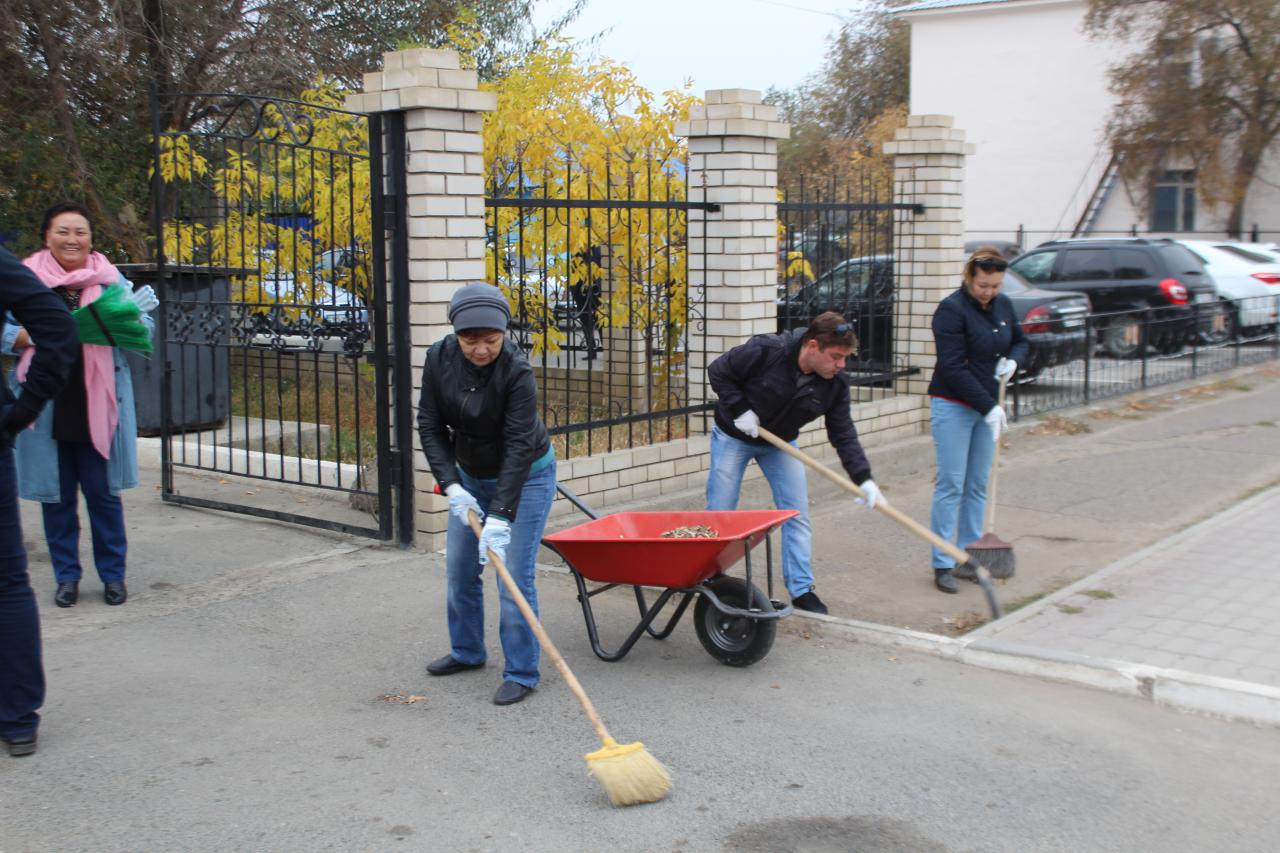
[709,329,872,484]
[927,286,1029,416]
[0,247,76,417]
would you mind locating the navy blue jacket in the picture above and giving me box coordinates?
[709,329,872,484]
[0,247,76,416]
[927,286,1029,416]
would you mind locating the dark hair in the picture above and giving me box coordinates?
[801,311,858,351]
[41,202,94,243]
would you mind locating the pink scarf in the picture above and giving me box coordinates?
[19,249,120,459]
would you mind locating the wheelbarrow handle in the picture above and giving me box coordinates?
[755,427,1003,619]
[465,510,615,743]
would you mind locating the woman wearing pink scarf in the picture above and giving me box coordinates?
[3,203,155,608]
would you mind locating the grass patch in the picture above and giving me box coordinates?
[1257,420,1276,428]
[1056,604,1084,615]
[1082,589,1115,600]
[1006,590,1051,612]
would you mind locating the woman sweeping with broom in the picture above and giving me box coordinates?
[417,284,670,807]
[3,203,156,608]
[927,246,1027,594]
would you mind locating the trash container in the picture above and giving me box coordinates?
[118,264,244,436]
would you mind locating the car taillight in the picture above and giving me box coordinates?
[1023,305,1052,333]
[1159,278,1188,304]
[1251,272,1280,286]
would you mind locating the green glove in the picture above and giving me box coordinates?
[72,284,153,353]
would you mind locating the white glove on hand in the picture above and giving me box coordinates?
[732,409,760,438]
[130,284,159,313]
[478,517,511,566]
[995,357,1016,380]
[855,479,884,510]
[445,483,483,527]
[984,405,1007,442]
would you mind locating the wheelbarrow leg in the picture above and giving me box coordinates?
[571,569,685,662]
[633,586,696,639]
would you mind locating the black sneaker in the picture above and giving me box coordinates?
[1,733,37,757]
[934,570,959,594]
[791,591,829,615]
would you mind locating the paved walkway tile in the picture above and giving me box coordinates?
[983,486,1280,690]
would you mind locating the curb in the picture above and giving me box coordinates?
[797,610,1280,729]
[793,485,1280,730]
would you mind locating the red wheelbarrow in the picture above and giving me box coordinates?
[542,486,797,667]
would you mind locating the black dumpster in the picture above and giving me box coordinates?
[118,264,245,436]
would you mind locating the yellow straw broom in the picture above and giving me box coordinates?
[465,511,672,806]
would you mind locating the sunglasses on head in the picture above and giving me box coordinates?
[973,258,1008,272]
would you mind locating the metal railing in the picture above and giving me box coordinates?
[1008,296,1280,419]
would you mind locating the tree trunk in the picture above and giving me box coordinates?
[1226,132,1266,240]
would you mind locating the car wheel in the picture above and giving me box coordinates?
[1197,300,1235,346]
[1100,313,1142,358]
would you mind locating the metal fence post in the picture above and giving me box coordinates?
[1140,308,1150,389]
[1083,314,1092,404]
[1190,301,1199,378]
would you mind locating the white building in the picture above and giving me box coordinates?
[896,0,1280,247]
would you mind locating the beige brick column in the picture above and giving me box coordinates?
[347,48,496,549]
[883,115,973,397]
[677,90,789,423]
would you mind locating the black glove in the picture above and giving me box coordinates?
[1,395,44,438]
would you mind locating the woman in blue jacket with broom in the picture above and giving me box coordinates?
[3,203,157,608]
[927,246,1028,594]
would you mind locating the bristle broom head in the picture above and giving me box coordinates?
[966,536,1016,580]
[585,738,672,806]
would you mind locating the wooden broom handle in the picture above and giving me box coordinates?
[467,511,614,743]
[756,427,981,572]
[982,373,1010,534]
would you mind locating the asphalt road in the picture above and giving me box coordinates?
[4,531,1279,852]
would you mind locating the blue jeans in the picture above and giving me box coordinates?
[929,398,996,570]
[0,449,43,739]
[706,425,813,598]
[446,460,556,688]
[41,442,127,584]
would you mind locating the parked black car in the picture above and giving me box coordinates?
[1009,238,1219,358]
[777,256,1091,383]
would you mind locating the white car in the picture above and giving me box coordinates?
[1175,240,1280,335]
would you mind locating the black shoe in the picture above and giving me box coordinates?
[104,582,127,606]
[791,591,829,615]
[426,654,485,676]
[54,582,79,608]
[935,570,959,594]
[952,561,977,581]
[1,733,37,757]
[493,680,534,706]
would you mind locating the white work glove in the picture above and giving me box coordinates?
[855,479,884,510]
[732,409,760,438]
[478,516,511,566]
[445,483,483,527]
[130,284,159,313]
[994,357,1016,380]
[984,405,1007,442]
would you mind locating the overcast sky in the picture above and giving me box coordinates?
[531,0,867,99]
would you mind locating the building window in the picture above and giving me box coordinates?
[1151,170,1196,232]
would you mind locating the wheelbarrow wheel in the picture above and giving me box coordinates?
[693,576,776,667]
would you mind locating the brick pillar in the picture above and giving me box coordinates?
[883,115,973,397]
[677,90,789,425]
[347,48,496,549]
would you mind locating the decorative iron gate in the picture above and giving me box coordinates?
[149,90,403,539]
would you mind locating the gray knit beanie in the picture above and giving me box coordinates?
[448,282,510,332]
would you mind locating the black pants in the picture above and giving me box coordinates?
[0,449,42,739]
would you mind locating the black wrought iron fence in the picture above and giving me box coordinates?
[485,156,718,459]
[1008,296,1280,418]
[777,170,923,398]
